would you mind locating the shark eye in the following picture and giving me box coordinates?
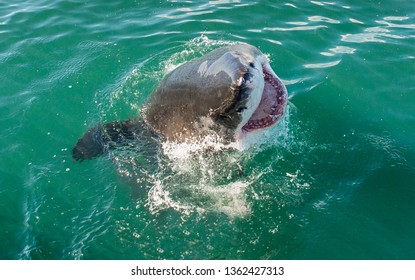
[236,106,247,113]
[249,62,255,68]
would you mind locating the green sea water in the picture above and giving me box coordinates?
[1,0,415,260]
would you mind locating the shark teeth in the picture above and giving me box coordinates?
[242,64,287,132]
[245,114,282,129]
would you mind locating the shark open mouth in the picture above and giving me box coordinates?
[242,63,287,132]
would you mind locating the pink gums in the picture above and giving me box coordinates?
[242,65,287,132]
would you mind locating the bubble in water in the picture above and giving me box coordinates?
[105,35,305,220]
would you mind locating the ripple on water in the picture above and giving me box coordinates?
[341,15,415,43]
[105,36,302,221]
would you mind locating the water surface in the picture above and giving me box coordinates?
[1,0,415,259]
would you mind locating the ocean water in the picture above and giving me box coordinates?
[1,0,414,260]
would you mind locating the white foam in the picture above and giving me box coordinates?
[111,35,298,219]
[146,176,252,219]
[141,103,294,218]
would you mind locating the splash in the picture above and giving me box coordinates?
[146,178,252,219]
[160,34,238,76]
[107,35,301,219]
[145,134,252,218]
[143,106,293,219]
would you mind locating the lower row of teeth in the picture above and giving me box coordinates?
[246,114,281,128]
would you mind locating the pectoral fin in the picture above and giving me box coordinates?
[72,119,148,161]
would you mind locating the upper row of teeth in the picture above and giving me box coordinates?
[243,68,285,129]
[264,71,286,102]
[264,73,280,88]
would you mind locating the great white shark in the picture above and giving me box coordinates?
[72,43,288,161]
